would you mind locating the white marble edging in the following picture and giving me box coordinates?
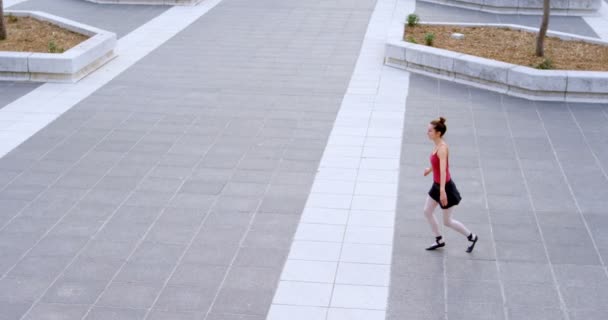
[386,22,608,103]
[268,0,415,319]
[83,0,203,5]
[584,1,608,40]
[417,0,602,16]
[0,10,117,82]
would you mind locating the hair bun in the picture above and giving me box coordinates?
[439,116,446,124]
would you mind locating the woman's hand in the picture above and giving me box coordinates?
[440,190,448,207]
[423,167,432,176]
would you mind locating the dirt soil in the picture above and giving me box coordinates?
[0,15,89,53]
[404,25,608,71]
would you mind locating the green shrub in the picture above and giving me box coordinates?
[48,41,65,53]
[424,32,435,46]
[406,36,418,44]
[8,14,18,23]
[536,58,553,70]
[407,14,420,27]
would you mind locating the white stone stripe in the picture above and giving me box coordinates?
[0,0,224,158]
[268,0,415,319]
[584,2,608,40]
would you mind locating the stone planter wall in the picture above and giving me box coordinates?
[385,23,608,103]
[419,0,602,16]
[83,0,202,5]
[0,10,116,82]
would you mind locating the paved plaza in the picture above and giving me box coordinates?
[0,0,608,319]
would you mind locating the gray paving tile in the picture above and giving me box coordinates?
[390,275,445,304]
[23,302,89,320]
[507,307,566,320]
[50,215,103,237]
[194,225,247,247]
[241,229,294,250]
[504,282,562,308]
[168,264,227,288]
[182,243,239,266]
[561,285,608,310]
[447,302,505,320]
[62,257,122,282]
[147,310,198,320]
[41,278,107,304]
[145,219,199,245]
[84,307,146,320]
[448,279,503,305]
[80,240,136,261]
[211,288,274,316]
[568,308,608,320]
[0,301,31,320]
[0,277,51,303]
[27,235,89,258]
[233,247,288,268]
[553,264,608,289]
[223,266,281,292]
[115,261,174,285]
[97,282,160,309]
[130,242,185,265]
[206,313,265,320]
[154,285,216,312]
[446,258,498,282]
[8,256,70,280]
[545,243,601,265]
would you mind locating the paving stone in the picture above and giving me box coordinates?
[507,306,566,320]
[206,313,265,320]
[84,307,146,320]
[41,278,107,304]
[212,288,274,316]
[130,242,185,265]
[97,282,160,309]
[447,302,505,320]
[168,264,227,288]
[154,285,216,312]
[115,261,174,285]
[0,301,31,320]
[23,302,89,320]
[503,282,562,308]
[62,257,122,282]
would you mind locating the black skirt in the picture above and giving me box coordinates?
[428,180,462,209]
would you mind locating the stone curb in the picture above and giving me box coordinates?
[83,0,202,5]
[0,10,117,82]
[418,0,601,16]
[385,22,608,103]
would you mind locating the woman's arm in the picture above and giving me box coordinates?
[424,166,433,176]
[438,145,448,206]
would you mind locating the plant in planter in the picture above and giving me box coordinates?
[407,13,419,27]
[424,32,435,46]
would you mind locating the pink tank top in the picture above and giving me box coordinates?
[430,152,451,184]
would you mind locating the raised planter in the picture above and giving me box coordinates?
[385,23,608,103]
[0,10,116,82]
[83,0,202,4]
[419,0,602,16]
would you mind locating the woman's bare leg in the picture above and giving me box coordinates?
[442,206,471,237]
[424,196,441,237]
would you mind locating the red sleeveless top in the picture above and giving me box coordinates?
[430,152,451,184]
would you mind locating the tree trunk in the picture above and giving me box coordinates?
[0,0,7,41]
[536,0,550,57]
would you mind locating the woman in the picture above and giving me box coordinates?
[423,117,478,252]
